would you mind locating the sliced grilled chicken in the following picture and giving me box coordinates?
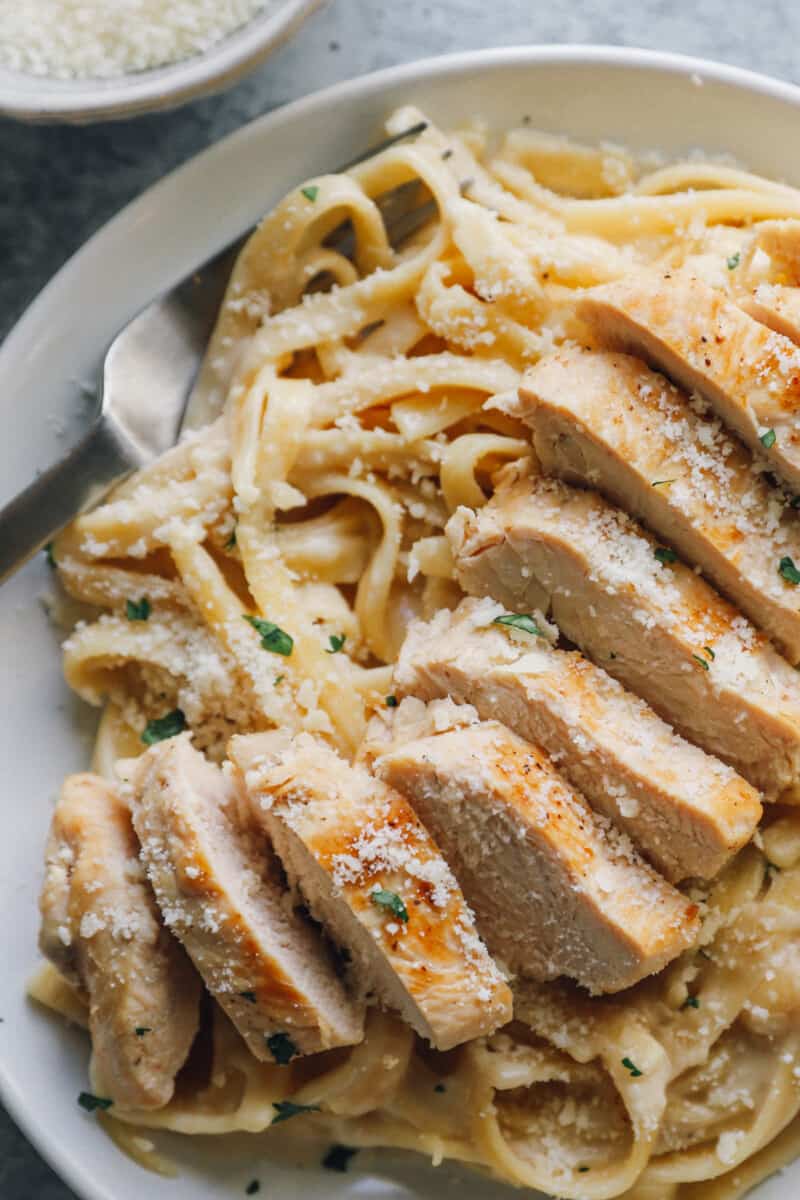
[376,717,700,993]
[394,598,757,882]
[39,773,201,1110]
[450,462,792,803]
[503,346,800,663]
[129,735,364,1062]
[576,268,800,489]
[228,730,512,1051]
[744,283,800,346]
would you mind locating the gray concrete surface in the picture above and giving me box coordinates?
[1,0,799,1194]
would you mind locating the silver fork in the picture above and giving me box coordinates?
[0,121,432,584]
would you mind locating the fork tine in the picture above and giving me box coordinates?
[339,120,428,172]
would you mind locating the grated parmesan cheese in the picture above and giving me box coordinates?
[0,0,274,80]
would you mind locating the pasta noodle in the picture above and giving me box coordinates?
[35,106,800,1199]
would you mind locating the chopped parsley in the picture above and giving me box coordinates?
[371,888,408,922]
[493,612,543,637]
[274,675,285,685]
[78,1092,113,1113]
[704,645,716,660]
[326,633,346,654]
[578,1166,590,1173]
[385,694,398,707]
[141,708,186,745]
[322,1145,358,1172]
[225,525,237,550]
[434,1082,446,1094]
[125,596,151,622]
[727,251,741,270]
[244,615,294,656]
[266,1032,298,1065]
[651,479,676,487]
[692,654,711,671]
[681,995,700,1010]
[654,546,677,565]
[760,428,777,449]
[441,148,454,160]
[301,185,319,202]
[779,556,800,585]
[791,495,800,510]
[621,1056,643,1078]
[245,1181,260,1195]
[135,1026,152,1037]
[239,991,257,1004]
[271,1100,321,1124]
[45,541,56,568]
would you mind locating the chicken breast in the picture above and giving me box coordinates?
[129,734,363,1062]
[744,284,800,347]
[39,773,201,1110]
[228,730,512,1051]
[376,716,700,993]
[394,598,757,882]
[450,462,793,803]
[577,268,800,489]
[503,347,800,663]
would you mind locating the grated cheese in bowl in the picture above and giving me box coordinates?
[0,0,276,80]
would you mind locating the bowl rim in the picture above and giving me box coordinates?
[0,0,323,123]
[6,41,800,1200]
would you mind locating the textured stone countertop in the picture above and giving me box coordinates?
[1,0,799,1195]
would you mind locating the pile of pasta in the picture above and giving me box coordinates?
[38,106,800,1198]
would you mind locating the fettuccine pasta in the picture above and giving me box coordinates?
[35,107,800,1199]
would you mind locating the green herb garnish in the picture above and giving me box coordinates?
[239,991,257,1004]
[135,1026,152,1037]
[125,597,151,622]
[78,1092,113,1113]
[326,634,346,654]
[271,1100,321,1124]
[266,1032,298,1065]
[434,1082,446,1093]
[578,1167,590,1173]
[301,185,319,202]
[692,654,710,671]
[780,556,800,585]
[727,252,741,270]
[245,1181,260,1195]
[225,525,237,550]
[654,547,677,565]
[493,612,543,637]
[790,495,800,510]
[385,694,398,707]
[141,708,186,746]
[275,675,285,685]
[681,995,700,1010]
[244,615,294,656]
[322,1145,358,1173]
[760,428,777,449]
[704,645,716,660]
[45,542,56,568]
[621,1057,643,1078]
[371,889,409,922]
[651,479,677,487]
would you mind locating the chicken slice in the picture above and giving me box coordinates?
[576,268,800,489]
[129,734,364,1062]
[503,346,800,663]
[39,773,201,1110]
[376,713,700,993]
[450,462,792,804]
[228,730,512,1051]
[744,284,800,347]
[394,598,756,882]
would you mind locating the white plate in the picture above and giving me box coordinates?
[1,44,799,1200]
[0,0,322,124]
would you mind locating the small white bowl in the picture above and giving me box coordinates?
[0,0,323,124]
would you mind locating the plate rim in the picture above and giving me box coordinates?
[5,41,800,1200]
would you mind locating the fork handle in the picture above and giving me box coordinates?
[0,418,136,583]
